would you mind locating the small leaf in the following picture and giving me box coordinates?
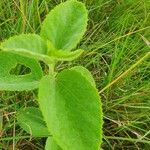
[38,68,103,150]
[0,34,52,62]
[17,107,50,137]
[0,51,43,91]
[45,137,62,150]
[47,41,84,61]
[49,49,84,61]
[40,0,88,51]
[53,49,83,61]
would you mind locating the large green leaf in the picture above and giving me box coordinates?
[0,34,51,62]
[40,0,88,51]
[38,68,103,150]
[45,137,62,150]
[0,51,43,91]
[17,107,50,137]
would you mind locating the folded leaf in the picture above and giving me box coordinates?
[0,34,49,61]
[45,137,62,150]
[38,68,103,150]
[48,49,84,61]
[0,51,43,91]
[17,107,50,137]
[40,0,88,51]
[47,41,84,61]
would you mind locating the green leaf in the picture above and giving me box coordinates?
[38,68,103,150]
[40,0,88,51]
[49,49,84,61]
[0,34,47,54]
[0,51,43,91]
[70,66,96,87]
[45,137,62,150]
[17,107,50,137]
[0,34,53,63]
[47,41,84,61]
[53,49,83,61]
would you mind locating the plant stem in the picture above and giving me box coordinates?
[48,63,55,75]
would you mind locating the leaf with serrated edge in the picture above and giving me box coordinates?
[0,51,43,91]
[38,68,103,150]
[0,34,53,63]
[40,0,88,51]
[0,34,47,54]
[45,137,62,150]
[70,66,96,87]
[47,41,84,61]
[49,49,84,61]
[17,107,50,137]
[54,49,83,61]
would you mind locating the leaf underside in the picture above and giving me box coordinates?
[40,0,88,51]
[38,67,103,150]
[0,51,43,91]
[17,107,50,137]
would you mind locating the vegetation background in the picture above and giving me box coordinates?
[0,0,150,149]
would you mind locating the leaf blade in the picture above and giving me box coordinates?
[48,49,84,61]
[17,107,50,137]
[0,34,47,60]
[70,66,96,87]
[38,68,103,150]
[40,0,88,51]
[1,34,47,54]
[45,137,62,150]
[0,51,43,91]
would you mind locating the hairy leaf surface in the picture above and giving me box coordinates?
[0,51,43,91]
[17,107,50,137]
[45,137,62,150]
[70,66,96,87]
[38,68,103,150]
[0,34,48,61]
[48,49,84,61]
[47,41,84,61]
[40,0,88,51]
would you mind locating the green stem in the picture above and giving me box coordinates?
[48,63,55,75]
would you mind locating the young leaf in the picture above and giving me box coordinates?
[49,49,84,61]
[17,107,50,137]
[0,51,43,91]
[47,41,84,61]
[0,34,49,61]
[45,137,62,150]
[38,68,103,150]
[40,0,88,51]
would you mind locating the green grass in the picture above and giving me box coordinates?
[0,0,150,149]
